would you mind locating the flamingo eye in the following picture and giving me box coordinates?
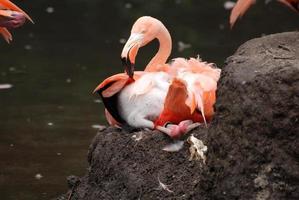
[141,30,146,34]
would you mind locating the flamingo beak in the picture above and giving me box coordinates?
[121,33,143,78]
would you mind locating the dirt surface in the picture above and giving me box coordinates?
[58,32,299,200]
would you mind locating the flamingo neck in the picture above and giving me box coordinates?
[145,24,172,72]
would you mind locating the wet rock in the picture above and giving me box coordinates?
[58,31,299,199]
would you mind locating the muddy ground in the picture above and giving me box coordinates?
[57,31,299,200]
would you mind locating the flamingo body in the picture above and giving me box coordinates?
[95,16,221,137]
[94,71,171,129]
[118,72,171,129]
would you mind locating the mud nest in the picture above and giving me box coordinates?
[59,31,299,200]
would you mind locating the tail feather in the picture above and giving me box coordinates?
[155,78,190,126]
[155,78,205,126]
[202,91,216,121]
[195,92,207,127]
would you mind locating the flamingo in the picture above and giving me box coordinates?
[0,0,33,42]
[94,16,221,138]
[230,0,299,28]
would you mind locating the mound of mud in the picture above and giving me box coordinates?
[59,31,299,200]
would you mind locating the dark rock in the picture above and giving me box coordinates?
[207,31,299,200]
[59,31,299,200]
[67,175,80,189]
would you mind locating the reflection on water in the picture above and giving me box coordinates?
[0,0,297,199]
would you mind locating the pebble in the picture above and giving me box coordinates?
[35,173,43,180]
[177,41,191,52]
[24,45,32,50]
[119,38,127,44]
[46,7,54,13]
[124,3,132,9]
[224,1,236,10]
[66,78,72,83]
[93,99,102,103]
[91,124,106,131]
[0,84,13,90]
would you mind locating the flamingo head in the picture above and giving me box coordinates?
[121,16,162,78]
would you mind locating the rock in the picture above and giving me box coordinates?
[67,175,80,189]
[207,31,299,199]
[59,32,299,199]
[65,127,210,199]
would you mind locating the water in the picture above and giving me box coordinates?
[0,0,298,199]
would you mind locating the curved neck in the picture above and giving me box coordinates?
[145,23,172,72]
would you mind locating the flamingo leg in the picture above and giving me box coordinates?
[178,120,202,134]
[156,120,201,138]
[156,125,181,138]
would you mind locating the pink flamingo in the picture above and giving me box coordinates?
[94,16,221,138]
[0,0,33,42]
[230,0,299,28]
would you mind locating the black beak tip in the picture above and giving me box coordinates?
[121,57,134,78]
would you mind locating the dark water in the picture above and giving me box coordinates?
[0,0,297,199]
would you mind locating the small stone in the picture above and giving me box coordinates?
[219,24,225,30]
[35,173,43,180]
[28,32,34,38]
[256,189,270,200]
[254,175,269,189]
[132,132,144,141]
[124,3,132,9]
[91,124,106,131]
[81,66,87,70]
[224,1,236,10]
[0,84,13,90]
[177,41,191,52]
[119,38,127,44]
[46,7,54,13]
[24,45,32,50]
[66,78,71,83]
[93,99,102,104]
